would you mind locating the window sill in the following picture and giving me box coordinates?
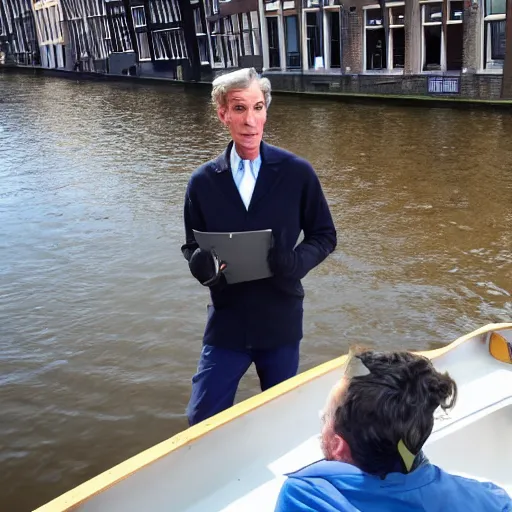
[363,69,404,75]
[478,69,503,74]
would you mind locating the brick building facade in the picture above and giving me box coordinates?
[2,0,510,101]
[257,0,510,100]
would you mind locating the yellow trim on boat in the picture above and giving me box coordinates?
[33,322,512,512]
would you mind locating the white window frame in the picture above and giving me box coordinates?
[136,31,152,61]
[323,5,341,70]
[303,7,322,69]
[131,6,146,28]
[420,0,445,72]
[447,0,464,24]
[264,0,280,12]
[482,0,506,72]
[207,20,226,68]
[206,16,239,69]
[362,3,405,74]
[388,3,405,70]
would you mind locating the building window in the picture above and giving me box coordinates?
[192,6,209,65]
[365,8,386,70]
[420,0,463,71]
[237,12,260,57]
[483,0,506,69]
[149,0,181,24]
[152,28,187,60]
[266,16,280,68]
[446,0,463,70]
[132,6,146,27]
[193,8,204,34]
[449,0,464,20]
[264,0,279,12]
[137,32,151,59]
[306,11,322,68]
[421,1,442,71]
[208,18,239,68]
[108,4,134,53]
[327,9,341,68]
[364,5,405,71]
[131,5,152,61]
[389,5,405,69]
[209,23,224,66]
[87,16,109,59]
[198,37,209,63]
[284,14,300,68]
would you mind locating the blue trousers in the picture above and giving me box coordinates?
[186,342,300,426]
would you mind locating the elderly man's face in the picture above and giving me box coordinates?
[320,377,353,463]
[217,81,267,160]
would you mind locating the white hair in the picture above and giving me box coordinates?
[211,67,272,109]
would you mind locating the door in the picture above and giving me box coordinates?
[330,11,341,68]
[266,16,280,68]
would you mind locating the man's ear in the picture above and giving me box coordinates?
[217,106,228,125]
[331,434,353,464]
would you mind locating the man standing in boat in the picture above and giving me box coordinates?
[181,67,337,426]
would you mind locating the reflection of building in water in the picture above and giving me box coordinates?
[0,0,510,99]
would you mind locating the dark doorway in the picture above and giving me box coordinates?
[446,24,463,70]
[366,29,386,70]
[330,11,340,68]
[267,17,280,68]
[424,25,441,70]
[284,15,300,68]
[306,12,321,68]
[392,27,405,68]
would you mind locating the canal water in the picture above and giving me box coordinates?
[1,71,511,511]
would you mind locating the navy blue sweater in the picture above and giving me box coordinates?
[181,141,337,350]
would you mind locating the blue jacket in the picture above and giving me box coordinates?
[181,141,336,350]
[274,460,512,511]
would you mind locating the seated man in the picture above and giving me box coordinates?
[274,349,512,511]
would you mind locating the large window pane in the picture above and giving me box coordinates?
[486,0,506,15]
[424,25,441,70]
[390,6,405,25]
[284,15,300,68]
[392,27,405,68]
[490,20,506,60]
[366,8,383,26]
[366,28,386,70]
[306,12,321,67]
[424,3,442,22]
[449,1,464,21]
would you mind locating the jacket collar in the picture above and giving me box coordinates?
[209,140,285,212]
[211,140,285,174]
[287,460,437,492]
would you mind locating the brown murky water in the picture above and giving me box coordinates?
[1,71,511,511]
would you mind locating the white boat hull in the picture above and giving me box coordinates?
[34,323,512,512]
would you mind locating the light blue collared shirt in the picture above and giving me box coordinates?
[230,145,262,191]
